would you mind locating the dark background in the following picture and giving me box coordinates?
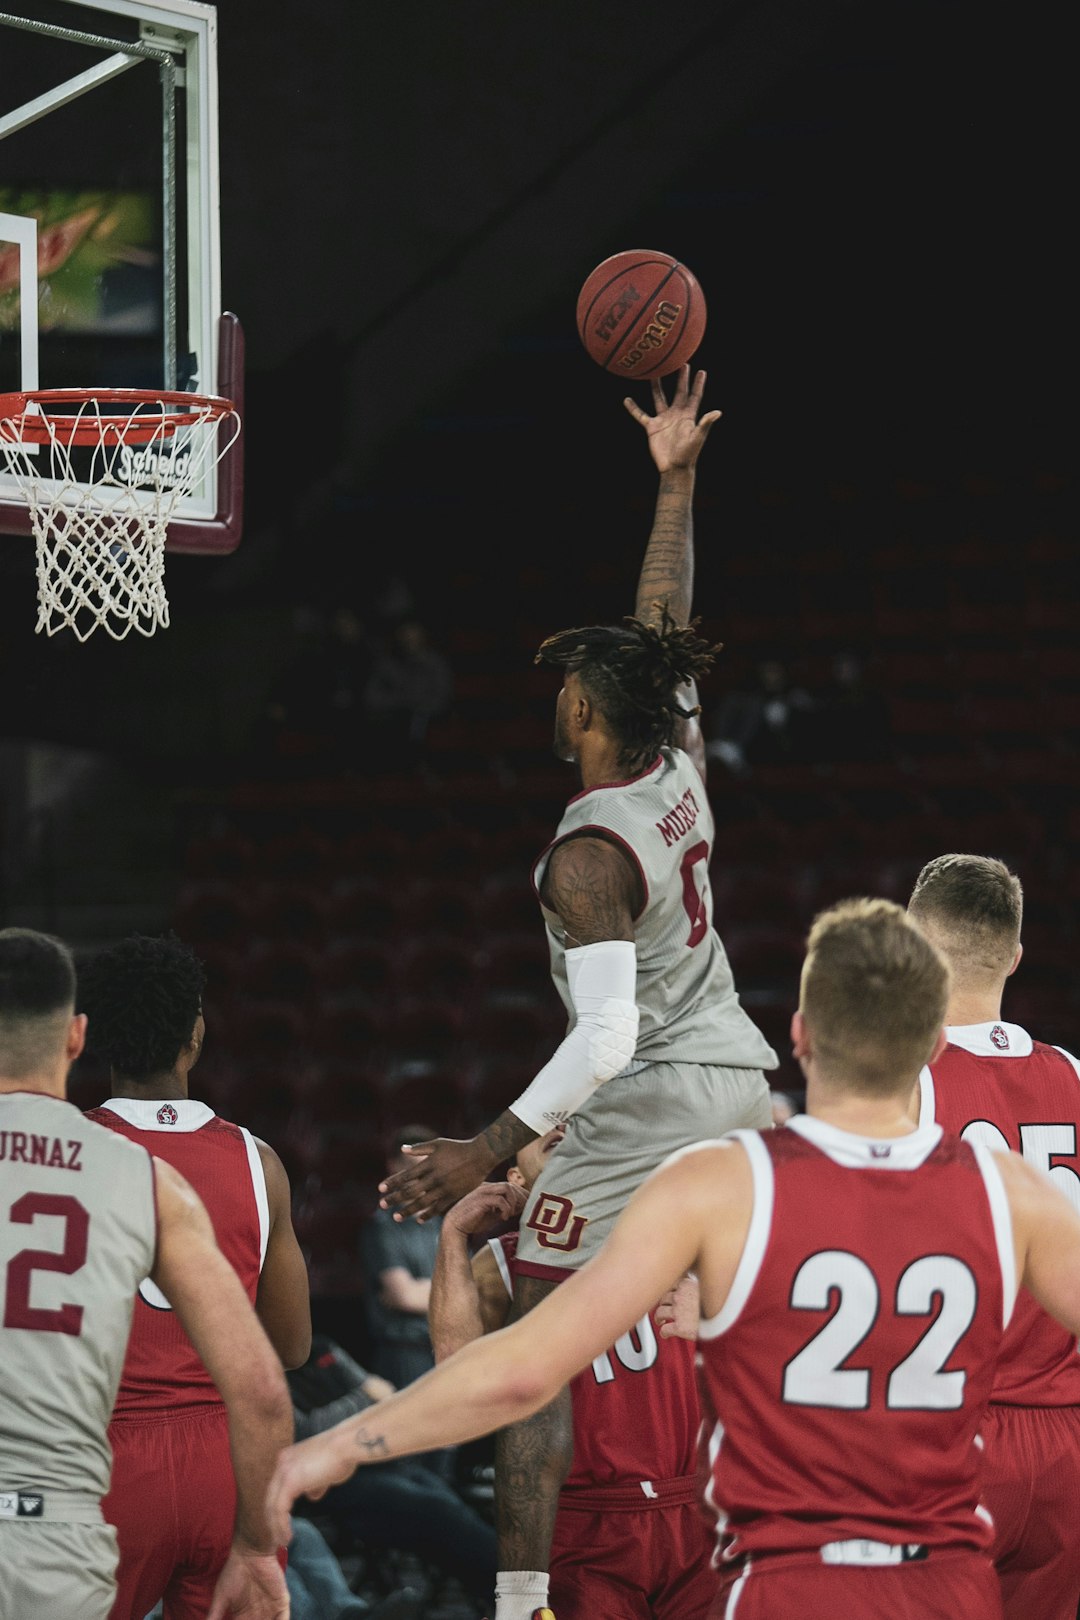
[2,0,1077,1312]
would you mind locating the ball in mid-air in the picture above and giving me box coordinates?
[576,250,706,381]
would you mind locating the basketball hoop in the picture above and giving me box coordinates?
[0,388,241,641]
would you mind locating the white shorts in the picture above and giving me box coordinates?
[516,1059,772,1273]
[0,1519,118,1619]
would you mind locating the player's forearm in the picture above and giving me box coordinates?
[228,1383,295,1552]
[430,1224,485,1362]
[480,1108,538,1163]
[635,465,696,626]
[323,1330,560,1469]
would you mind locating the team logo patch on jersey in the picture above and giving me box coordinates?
[990,1025,1010,1050]
[869,1144,892,1159]
[526,1193,587,1252]
[156,1103,179,1126]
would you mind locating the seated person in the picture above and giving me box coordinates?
[288,1335,497,1617]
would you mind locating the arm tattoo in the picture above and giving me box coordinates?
[354,1429,390,1460]
[482,1110,538,1161]
[634,468,695,627]
[545,837,638,944]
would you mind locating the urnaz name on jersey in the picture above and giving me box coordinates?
[0,1129,83,1170]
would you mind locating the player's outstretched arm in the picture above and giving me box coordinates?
[254,1136,313,1369]
[624,364,721,781]
[380,836,637,1220]
[150,1158,292,1620]
[430,1182,525,1360]
[269,1144,733,1545]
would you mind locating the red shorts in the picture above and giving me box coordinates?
[550,1479,716,1620]
[713,1548,1001,1620]
[104,1404,235,1620]
[981,1402,1080,1620]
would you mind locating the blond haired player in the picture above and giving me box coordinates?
[0,927,291,1620]
[909,853,1080,1619]
[271,898,1080,1619]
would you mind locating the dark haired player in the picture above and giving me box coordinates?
[78,931,311,1620]
[908,855,1080,1620]
[380,366,777,1619]
[0,927,291,1620]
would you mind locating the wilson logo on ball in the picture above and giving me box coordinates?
[576,249,706,380]
[618,300,682,371]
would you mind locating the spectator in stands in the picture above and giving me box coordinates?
[258,602,373,771]
[805,650,892,764]
[705,655,815,774]
[289,1335,497,1617]
[285,1514,422,1619]
[361,1124,443,1391]
[362,618,454,766]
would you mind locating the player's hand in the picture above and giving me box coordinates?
[206,1546,290,1620]
[265,1429,357,1549]
[655,1272,700,1340]
[444,1179,529,1237]
[379,1136,492,1221]
[623,364,721,473]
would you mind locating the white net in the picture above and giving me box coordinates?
[0,394,240,641]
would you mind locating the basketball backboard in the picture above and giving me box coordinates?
[0,0,242,552]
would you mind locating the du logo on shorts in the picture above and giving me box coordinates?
[526,1193,587,1252]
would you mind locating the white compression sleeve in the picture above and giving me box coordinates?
[509,940,639,1134]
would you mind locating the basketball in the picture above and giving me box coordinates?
[576,250,707,381]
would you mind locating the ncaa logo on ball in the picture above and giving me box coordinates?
[592,283,642,345]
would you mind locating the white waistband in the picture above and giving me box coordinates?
[820,1539,927,1566]
[0,1488,102,1524]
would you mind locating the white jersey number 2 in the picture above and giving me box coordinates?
[782,1248,977,1411]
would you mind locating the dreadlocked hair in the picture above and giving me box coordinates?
[536,603,721,770]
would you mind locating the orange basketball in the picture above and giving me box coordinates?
[576,250,707,381]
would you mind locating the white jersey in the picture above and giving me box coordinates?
[0,1091,157,1500]
[532,747,778,1069]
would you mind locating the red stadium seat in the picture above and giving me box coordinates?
[726,928,806,999]
[172,880,255,948]
[400,876,483,939]
[250,880,332,946]
[395,936,482,1000]
[482,930,552,997]
[389,996,470,1066]
[244,939,322,1005]
[320,937,399,1002]
[326,878,406,946]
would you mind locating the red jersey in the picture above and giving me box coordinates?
[87,1097,267,1414]
[697,1118,1013,1562]
[492,1232,701,1494]
[920,1021,1080,1408]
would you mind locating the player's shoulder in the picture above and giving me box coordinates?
[650,1134,755,1202]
